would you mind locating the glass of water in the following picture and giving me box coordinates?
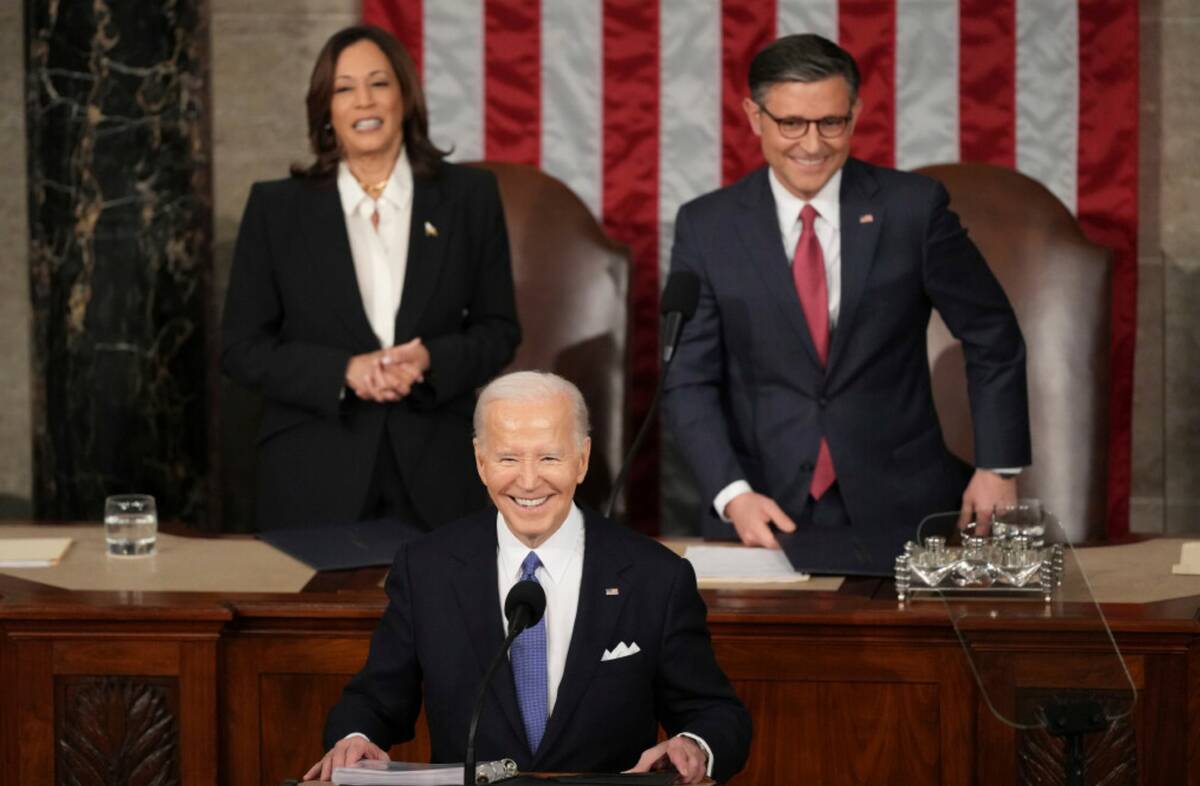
[104,494,157,556]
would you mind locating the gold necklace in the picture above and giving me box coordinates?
[357,177,388,199]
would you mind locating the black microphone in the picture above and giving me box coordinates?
[464,580,547,785]
[604,272,701,519]
[660,271,700,364]
[503,579,547,638]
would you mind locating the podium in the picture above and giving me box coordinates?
[2,522,1199,784]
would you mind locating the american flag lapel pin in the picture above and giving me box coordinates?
[424,220,438,237]
[859,213,874,224]
[605,587,620,596]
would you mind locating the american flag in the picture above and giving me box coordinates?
[364,0,1138,536]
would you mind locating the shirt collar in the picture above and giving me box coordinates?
[336,148,414,217]
[768,165,843,232]
[496,503,584,585]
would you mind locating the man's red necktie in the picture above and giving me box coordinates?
[793,204,836,499]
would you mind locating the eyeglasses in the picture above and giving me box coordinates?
[757,105,853,139]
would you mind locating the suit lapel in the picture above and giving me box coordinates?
[298,181,379,349]
[534,512,632,764]
[734,169,824,368]
[393,174,448,343]
[447,512,527,747]
[829,159,884,372]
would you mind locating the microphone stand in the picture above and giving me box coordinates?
[604,373,667,520]
[464,607,531,786]
[604,317,688,520]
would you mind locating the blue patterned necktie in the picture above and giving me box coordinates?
[511,551,548,754]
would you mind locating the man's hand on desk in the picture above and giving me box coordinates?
[627,735,708,784]
[957,469,1018,537]
[724,492,797,550]
[303,735,388,782]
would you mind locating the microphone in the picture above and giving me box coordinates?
[660,271,700,364]
[464,580,547,785]
[605,272,701,519]
[504,579,548,637]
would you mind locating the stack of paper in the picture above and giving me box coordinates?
[0,537,73,568]
[333,761,463,785]
[683,545,809,582]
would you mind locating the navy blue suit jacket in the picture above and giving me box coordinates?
[222,164,520,530]
[663,159,1030,570]
[323,508,752,782]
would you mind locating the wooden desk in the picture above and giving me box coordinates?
[2,528,1198,785]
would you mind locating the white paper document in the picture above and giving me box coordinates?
[1171,541,1200,575]
[683,545,809,582]
[333,760,462,785]
[0,537,73,568]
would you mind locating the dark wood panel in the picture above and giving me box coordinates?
[259,674,350,785]
[730,680,942,785]
[715,637,954,682]
[1015,689,1137,786]
[179,641,219,786]
[1141,653,1189,786]
[15,639,56,786]
[53,639,180,675]
[55,676,181,786]
[257,673,434,786]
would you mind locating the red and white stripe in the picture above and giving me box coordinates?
[363,0,1138,536]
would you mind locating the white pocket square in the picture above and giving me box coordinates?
[601,641,640,661]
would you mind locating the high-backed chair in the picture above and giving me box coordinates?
[916,163,1110,542]
[468,162,631,514]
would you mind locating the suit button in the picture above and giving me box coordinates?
[818,397,829,408]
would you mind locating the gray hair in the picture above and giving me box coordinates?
[474,371,590,449]
[748,34,861,107]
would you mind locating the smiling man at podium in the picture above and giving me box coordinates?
[306,372,751,784]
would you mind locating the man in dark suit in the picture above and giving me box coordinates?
[305,372,751,784]
[663,34,1031,575]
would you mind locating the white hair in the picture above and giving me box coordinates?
[474,371,590,449]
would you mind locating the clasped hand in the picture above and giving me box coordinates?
[344,338,431,403]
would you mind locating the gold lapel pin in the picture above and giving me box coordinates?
[424,221,438,237]
[859,214,875,224]
[605,587,620,596]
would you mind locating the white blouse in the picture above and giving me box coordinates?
[336,152,414,348]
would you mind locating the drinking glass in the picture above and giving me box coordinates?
[991,498,1045,543]
[104,494,157,556]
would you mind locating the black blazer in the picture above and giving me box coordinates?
[324,508,752,783]
[221,163,520,530]
[664,159,1030,568]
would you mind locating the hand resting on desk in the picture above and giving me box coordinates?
[627,735,708,784]
[303,734,388,782]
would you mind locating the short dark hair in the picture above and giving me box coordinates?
[748,34,861,107]
[292,25,448,179]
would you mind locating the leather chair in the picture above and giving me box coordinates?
[468,162,631,515]
[915,163,1111,542]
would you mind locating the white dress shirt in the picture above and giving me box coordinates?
[712,168,843,519]
[495,504,585,715]
[337,152,414,348]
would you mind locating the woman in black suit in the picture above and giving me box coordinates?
[221,25,520,531]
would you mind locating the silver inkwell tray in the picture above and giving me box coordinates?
[895,500,1064,602]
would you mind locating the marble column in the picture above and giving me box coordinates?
[26,1,212,524]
